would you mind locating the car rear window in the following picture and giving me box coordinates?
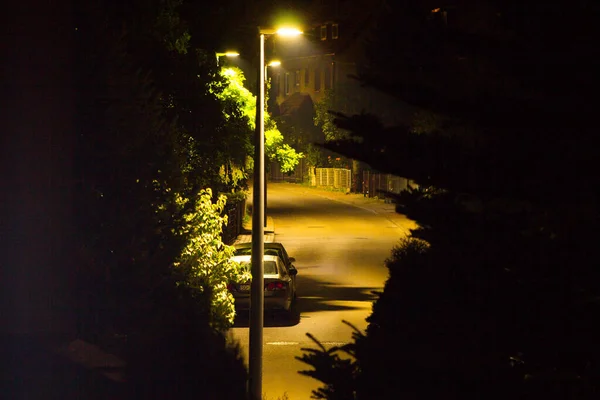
[264,261,278,275]
[239,260,278,275]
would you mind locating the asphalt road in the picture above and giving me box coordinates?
[230,182,415,400]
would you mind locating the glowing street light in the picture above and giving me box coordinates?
[249,25,302,400]
[215,51,240,66]
[265,60,281,83]
[259,27,304,36]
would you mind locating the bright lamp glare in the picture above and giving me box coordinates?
[276,27,303,37]
[225,52,240,57]
[268,60,281,67]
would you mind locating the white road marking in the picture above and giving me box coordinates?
[266,341,299,346]
[266,341,348,346]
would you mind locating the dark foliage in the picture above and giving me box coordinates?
[354,209,600,399]
[125,284,247,399]
[70,0,248,396]
[73,1,188,339]
[0,334,124,399]
[297,322,361,400]
[300,1,600,398]
[300,196,600,399]
[320,0,599,207]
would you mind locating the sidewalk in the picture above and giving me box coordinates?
[233,215,275,244]
[275,183,418,234]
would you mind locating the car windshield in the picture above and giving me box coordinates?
[265,249,280,257]
[235,248,252,256]
[240,260,278,275]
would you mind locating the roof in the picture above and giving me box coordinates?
[231,254,280,263]
[279,92,313,118]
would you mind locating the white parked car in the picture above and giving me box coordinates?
[228,254,297,315]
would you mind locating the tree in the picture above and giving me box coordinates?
[72,1,249,396]
[173,189,251,330]
[314,90,347,144]
[73,8,189,338]
[96,0,254,195]
[216,66,303,173]
[314,88,366,191]
[275,91,323,174]
[299,1,600,398]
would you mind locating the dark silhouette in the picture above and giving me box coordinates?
[4,0,260,397]
[298,1,600,398]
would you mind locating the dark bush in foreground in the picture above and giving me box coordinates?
[125,285,247,399]
[299,218,600,399]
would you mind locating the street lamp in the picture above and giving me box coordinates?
[249,26,302,400]
[216,51,240,66]
[266,59,281,77]
[263,59,281,228]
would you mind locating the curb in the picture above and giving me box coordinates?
[233,233,275,244]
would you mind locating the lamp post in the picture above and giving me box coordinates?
[249,26,302,400]
[263,60,281,228]
[215,51,240,66]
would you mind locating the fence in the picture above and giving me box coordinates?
[362,171,418,199]
[222,197,246,245]
[270,158,306,183]
[270,161,352,192]
[312,168,352,191]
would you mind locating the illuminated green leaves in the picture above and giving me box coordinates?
[215,67,256,129]
[215,66,303,174]
[174,188,250,330]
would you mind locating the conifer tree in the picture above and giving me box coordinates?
[299,2,600,398]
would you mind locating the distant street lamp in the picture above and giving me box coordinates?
[266,59,281,77]
[216,51,240,66]
[249,26,302,400]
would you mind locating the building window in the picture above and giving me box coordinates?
[285,72,290,95]
[320,25,327,40]
[430,7,448,26]
[314,67,321,91]
[332,23,339,39]
[324,64,331,90]
[271,74,277,96]
[295,70,301,87]
[276,73,281,96]
[304,68,309,87]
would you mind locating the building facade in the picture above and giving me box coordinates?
[271,0,381,108]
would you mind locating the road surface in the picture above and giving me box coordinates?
[230,182,415,399]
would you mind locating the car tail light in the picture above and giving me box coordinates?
[265,282,287,291]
